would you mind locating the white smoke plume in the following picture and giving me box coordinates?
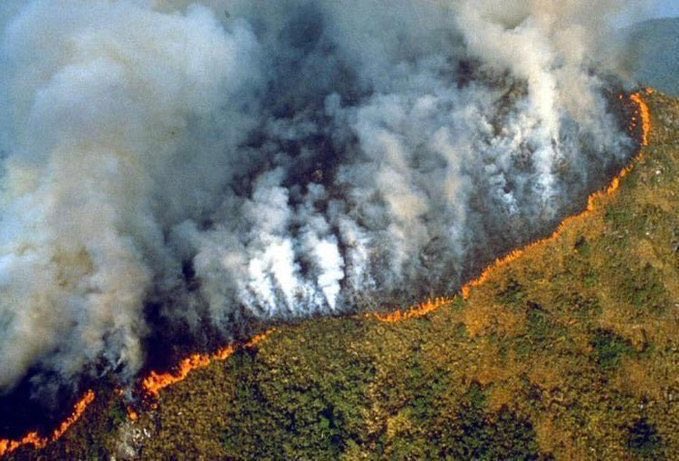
[0,0,636,392]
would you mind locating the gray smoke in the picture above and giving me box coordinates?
[0,0,636,391]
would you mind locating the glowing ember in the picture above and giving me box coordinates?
[142,331,273,398]
[0,390,95,458]
[462,91,652,300]
[127,408,139,422]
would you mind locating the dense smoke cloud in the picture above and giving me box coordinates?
[0,0,635,392]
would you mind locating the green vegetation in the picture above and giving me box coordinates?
[591,329,635,370]
[11,92,678,460]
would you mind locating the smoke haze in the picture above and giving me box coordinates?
[0,0,636,393]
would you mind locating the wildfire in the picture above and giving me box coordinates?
[371,90,654,318]
[0,333,274,457]
[141,331,272,398]
[0,390,95,458]
[0,90,654,458]
[462,90,653,301]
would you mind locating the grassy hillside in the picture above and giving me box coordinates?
[9,90,679,460]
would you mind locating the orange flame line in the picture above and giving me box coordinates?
[630,89,653,146]
[373,296,453,323]
[141,331,273,398]
[461,90,652,301]
[0,390,95,458]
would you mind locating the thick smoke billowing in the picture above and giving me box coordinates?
[0,0,635,392]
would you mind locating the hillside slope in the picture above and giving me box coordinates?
[8,90,679,460]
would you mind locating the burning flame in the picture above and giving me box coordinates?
[373,296,453,323]
[462,90,653,301]
[0,90,654,457]
[630,89,653,146]
[141,331,272,398]
[0,390,95,458]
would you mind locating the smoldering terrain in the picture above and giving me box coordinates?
[0,0,641,415]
